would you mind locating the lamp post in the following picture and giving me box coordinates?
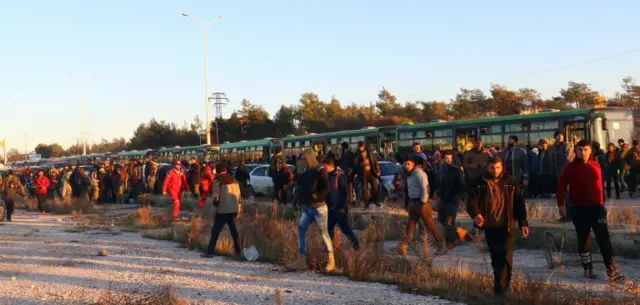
[69,73,94,155]
[181,12,225,146]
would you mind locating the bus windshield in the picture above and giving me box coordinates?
[602,110,635,145]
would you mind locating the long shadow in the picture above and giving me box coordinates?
[3,269,361,305]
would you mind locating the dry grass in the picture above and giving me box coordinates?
[93,284,187,305]
[186,216,202,250]
[15,197,98,215]
[140,203,639,305]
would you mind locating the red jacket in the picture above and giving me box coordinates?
[556,159,603,208]
[201,165,214,192]
[162,168,189,195]
[34,176,51,194]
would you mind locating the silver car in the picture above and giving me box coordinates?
[248,164,295,196]
[377,161,403,198]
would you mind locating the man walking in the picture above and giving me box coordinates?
[1,170,25,222]
[324,153,360,250]
[287,148,334,272]
[556,140,627,282]
[396,156,448,256]
[162,160,190,222]
[436,151,466,249]
[466,157,529,297]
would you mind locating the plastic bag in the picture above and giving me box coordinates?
[243,245,259,261]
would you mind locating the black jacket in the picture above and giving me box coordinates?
[297,165,329,209]
[437,164,465,204]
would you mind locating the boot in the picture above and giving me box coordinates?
[434,241,448,255]
[324,252,336,272]
[286,254,307,271]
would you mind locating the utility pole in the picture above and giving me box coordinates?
[24,132,28,161]
[208,92,229,145]
[1,138,6,165]
[181,12,225,146]
[69,72,94,155]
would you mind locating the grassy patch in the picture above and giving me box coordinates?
[140,205,639,305]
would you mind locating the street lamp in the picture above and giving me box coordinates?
[69,72,95,155]
[181,11,225,146]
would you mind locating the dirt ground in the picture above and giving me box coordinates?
[0,211,462,305]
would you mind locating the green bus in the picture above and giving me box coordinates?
[281,126,397,157]
[395,107,635,154]
[115,150,155,164]
[219,138,283,161]
[157,144,220,163]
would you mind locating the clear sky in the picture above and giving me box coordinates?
[1,0,639,152]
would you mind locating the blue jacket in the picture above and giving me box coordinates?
[326,168,348,210]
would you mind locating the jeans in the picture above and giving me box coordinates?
[298,205,333,255]
[328,208,360,250]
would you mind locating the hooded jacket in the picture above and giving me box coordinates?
[212,173,241,214]
[162,168,189,196]
[2,175,25,201]
[297,148,329,208]
[34,175,51,195]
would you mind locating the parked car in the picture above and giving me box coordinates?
[378,161,403,198]
[248,164,295,196]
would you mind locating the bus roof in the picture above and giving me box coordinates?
[397,108,602,131]
[283,127,381,142]
[220,138,275,149]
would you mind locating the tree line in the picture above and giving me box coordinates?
[4,77,639,163]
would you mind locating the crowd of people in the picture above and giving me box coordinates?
[0,130,633,299]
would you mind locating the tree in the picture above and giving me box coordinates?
[6,149,25,162]
[376,87,401,117]
[34,143,64,158]
[273,105,298,136]
[560,81,600,109]
[489,85,524,116]
[420,101,449,121]
[620,77,640,109]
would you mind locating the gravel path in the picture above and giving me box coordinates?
[0,211,462,305]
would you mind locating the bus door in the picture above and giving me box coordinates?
[364,136,378,154]
[455,128,477,153]
[564,121,587,146]
[312,140,327,155]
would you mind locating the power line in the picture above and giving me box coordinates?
[408,48,640,99]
